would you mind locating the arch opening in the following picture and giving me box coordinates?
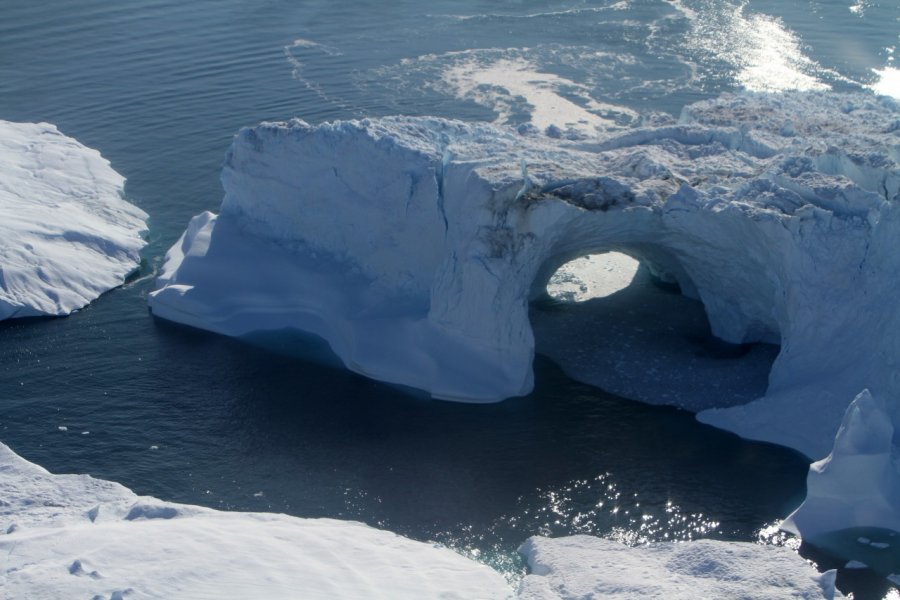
[545,251,640,303]
[530,246,782,413]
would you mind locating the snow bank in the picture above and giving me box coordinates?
[0,441,512,599]
[151,91,899,461]
[0,121,147,319]
[517,535,842,600]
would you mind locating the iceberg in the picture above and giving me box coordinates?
[517,535,842,600]
[150,91,900,461]
[0,121,148,320]
[0,441,512,599]
[149,89,900,557]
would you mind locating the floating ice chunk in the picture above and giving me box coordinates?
[782,391,900,542]
[517,535,842,599]
[0,121,147,320]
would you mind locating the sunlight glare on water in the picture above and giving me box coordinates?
[872,66,900,99]
[666,0,833,92]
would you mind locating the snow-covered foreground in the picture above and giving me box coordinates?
[0,121,148,320]
[0,441,512,600]
[149,91,900,544]
[0,442,842,599]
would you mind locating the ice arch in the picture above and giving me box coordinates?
[150,91,900,463]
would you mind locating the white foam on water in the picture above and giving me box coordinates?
[441,53,649,137]
[430,2,631,23]
[441,56,638,135]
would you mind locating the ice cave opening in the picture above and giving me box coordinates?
[530,249,782,413]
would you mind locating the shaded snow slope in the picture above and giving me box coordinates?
[0,121,148,319]
[0,442,512,600]
[517,536,842,600]
[151,90,899,462]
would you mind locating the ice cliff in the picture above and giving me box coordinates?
[150,91,900,540]
[0,441,841,599]
[0,121,148,319]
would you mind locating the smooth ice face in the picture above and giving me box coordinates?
[150,91,900,465]
[0,121,148,319]
[0,441,512,599]
[517,535,842,600]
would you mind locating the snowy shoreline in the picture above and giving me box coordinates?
[0,441,841,599]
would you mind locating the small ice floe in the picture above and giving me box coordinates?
[0,121,148,320]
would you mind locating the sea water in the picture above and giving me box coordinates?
[1,0,897,592]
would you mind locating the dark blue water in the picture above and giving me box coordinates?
[1,0,896,590]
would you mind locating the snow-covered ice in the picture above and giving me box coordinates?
[0,441,513,599]
[0,121,148,319]
[517,535,842,600]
